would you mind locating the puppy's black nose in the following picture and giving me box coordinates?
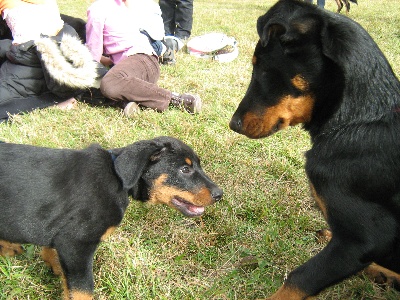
[229,115,242,133]
[212,187,223,202]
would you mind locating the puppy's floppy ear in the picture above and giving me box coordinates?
[149,146,168,162]
[113,141,167,190]
[257,16,286,47]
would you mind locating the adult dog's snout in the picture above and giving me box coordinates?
[211,186,223,202]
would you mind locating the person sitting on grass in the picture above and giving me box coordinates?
[85,0,201,116]
[0,0,101,122]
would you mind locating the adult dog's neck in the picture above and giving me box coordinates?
[306,23,400,141]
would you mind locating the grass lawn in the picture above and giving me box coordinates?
[1,0,400,299]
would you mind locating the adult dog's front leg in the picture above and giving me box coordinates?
[267,238,369,299]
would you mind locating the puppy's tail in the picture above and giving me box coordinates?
[350,0,358,4]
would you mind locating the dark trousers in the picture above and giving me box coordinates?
[159,0,193,40]
[304,0,325,7]
[100,54,171,112]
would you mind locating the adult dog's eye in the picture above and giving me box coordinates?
[180,166,191,174]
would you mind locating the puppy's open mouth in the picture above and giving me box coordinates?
[171,196,205,217]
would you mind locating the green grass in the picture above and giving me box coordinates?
[1,0,400,299]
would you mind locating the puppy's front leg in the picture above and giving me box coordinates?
[54,243,98,300]
[0,240,23,257]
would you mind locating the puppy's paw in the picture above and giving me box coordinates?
[363,263,400,290]
[316,228,332,243]
[0,240,23,257]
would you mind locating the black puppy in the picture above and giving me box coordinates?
[0,136,222,299]
[60,14,87,43]
[230,0,400,299]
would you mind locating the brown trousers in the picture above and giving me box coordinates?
[100,54,171,111]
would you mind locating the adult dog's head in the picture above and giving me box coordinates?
[111,136,223,217]
[229,0,394,139]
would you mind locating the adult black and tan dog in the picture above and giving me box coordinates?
[230,0,400,298]
[334,0,357,14]
[0,137,223,299]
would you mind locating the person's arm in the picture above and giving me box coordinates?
[85,5,105,63]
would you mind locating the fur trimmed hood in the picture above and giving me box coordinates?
[35,34,100,89]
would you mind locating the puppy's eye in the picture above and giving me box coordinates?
[180,166,191,174]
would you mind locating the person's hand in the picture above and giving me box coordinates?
[100,55,113,67]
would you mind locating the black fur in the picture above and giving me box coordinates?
[230,0,400,298]
[60,14,86,43]
[0,136,222,299]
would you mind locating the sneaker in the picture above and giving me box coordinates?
[123,102,140,117]
[170,93,202,114]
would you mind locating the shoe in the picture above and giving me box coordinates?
[123,102,140,117]
[170,93,202,114]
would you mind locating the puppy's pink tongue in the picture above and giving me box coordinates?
[188,205,205,214]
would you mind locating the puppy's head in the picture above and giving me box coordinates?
[230,0,346,138]
[112,136,223,217]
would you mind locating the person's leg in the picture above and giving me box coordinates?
[0,92,75,121]
[100,54,171,112]
[317,0,325,7]
[100,54,202,114]
[159,0,177,37]
[0,60,69,120]
[174,0,193,40]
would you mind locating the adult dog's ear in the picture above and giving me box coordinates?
[320,17,353,65]
[260,14,325,53]
[113,141,167,190]
[257,16,286,47]
[320,20,339,63]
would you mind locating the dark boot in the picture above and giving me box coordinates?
[170,93,202,114]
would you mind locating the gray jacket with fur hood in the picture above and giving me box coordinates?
[0,23,105,120]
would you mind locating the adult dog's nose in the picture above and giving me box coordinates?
[229,115,242,133]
